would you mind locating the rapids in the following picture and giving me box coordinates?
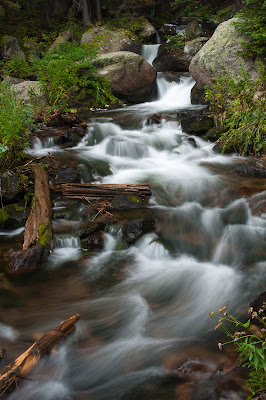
[1,43,265,400]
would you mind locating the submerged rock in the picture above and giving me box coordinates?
[181,115,214,135]
[122,217,155,244]
[235,162,266,178]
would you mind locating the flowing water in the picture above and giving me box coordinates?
[1,45,266,400]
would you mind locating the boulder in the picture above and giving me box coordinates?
[190,83,208,105]
[80,27,141,55]
[0,202,28,229]
[184,37,208,61]
[181,115,214,135]
[81,230,104,250]
[185,20,204,40]
[0,171,25,204]
[8,245,49,274]
[139,19,156,42]
[189,18,260,89]
[153,46,190,72]
[23,41,40,59]
[0,36,25,60]
[92,51,157,103]
[12,80,43,103]
[54,164,80,183]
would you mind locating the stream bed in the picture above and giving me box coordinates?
[0,45,266,400]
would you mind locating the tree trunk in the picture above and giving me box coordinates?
[23,166,53,250]
[94,0,102,21]
[0,315,80,396]
[81,0,91,27]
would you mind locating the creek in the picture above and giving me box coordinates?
[1,44,266,400]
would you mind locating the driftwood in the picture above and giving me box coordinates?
[23,165,53,250]
[0,314,80,396]
[49,183,152,200]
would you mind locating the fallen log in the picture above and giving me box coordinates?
[0,314,80,396]
[23,165,53,250]
[50,183,152,200]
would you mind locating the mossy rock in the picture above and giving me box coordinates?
[0,202,28,230]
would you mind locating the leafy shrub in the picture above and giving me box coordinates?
[205,64,266,156]
[32,41,118,111]
[235,0,266,58]
[2,57,33,79]
[165,34,185,49]
[210,305,266,398]
[0,83,35,171]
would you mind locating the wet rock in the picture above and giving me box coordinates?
[0,202,28,230]
[0,347,5,360]
[47,113,86,128]
[248,191,266,217]
[80,223,105,240]
[190,83,208,105]
[174,357,215,381]
[181,115,214,135]
[111,195,145,210]
[185,20,204,40]
[54,164,80,183]
[80,230,104,250]
[235,162,266,178]
[159,24,177,37]
[122,217,155,244]
[187,138,197,148]
[59,126,86,147]
[250,291,266,314]
[8,245,49,274]
[146,113,163,125]
[153,46,190,72]
[93,213,116,226]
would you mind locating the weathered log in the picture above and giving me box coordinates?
[50,183,152,200]
[0,314,80,396]
[23,165,53,250]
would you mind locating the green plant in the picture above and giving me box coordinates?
[165,34,185,49]
[204,63,266,156]
[0,83,35,171]
[210,305,266,398]
[235,0,266,58]
[2,57,33,79]
[32,41,118,111]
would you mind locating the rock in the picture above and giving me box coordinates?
[23,41,40,59]
[80,223,104,240]
[190,83,208,105]
[185,20,204,40]
[80,27,141,55]
[248,191,266,217]
[59,126,86,146]
[122,217,154,244]
[139,19,156,41]
[47,113,86,128]
[159,24,177,37]
[235,162,266,177]
[8,245,49,274]
[250,291,266,314]
[54,164,80,183]
[221,199,249,226]
[111,195,144,210]
[153,46,190,72]
[184,37,208,60]
[48,28,75,52]
[92,51,157,103]
[0,202,28,229]
[12,80,43,103]
[181,115,214,135]
[81,230,104,250]
[0,36,25,60]
[146,113,163,125]
[189,18,260,89]
[0,171,25,204]
[203,126,223,142]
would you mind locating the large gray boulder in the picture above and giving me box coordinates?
[92,51,157,103]
[81,27,141,55]
[0,36,25,60]
[12,80,43,103]
[189,18,259,89]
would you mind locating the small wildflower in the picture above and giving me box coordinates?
[234,337,239,341]
[209,312,214,318]
[258,308,264,315]
[251,311,258,319]
[219,306,226,313]
[223,312,228,316]
[261,328,266,333]
[262,317,266,321]
[218,342,222,351]
[248,307,253,315]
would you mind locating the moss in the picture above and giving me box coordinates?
[129,195,140,203]
[38,224,51,248]
[0,208,8,222]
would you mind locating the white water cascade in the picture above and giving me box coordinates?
[5,42,266,400]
